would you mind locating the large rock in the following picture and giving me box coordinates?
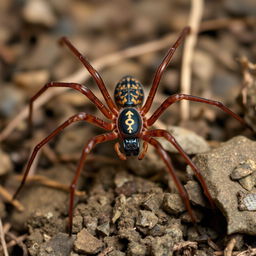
[190,136,256,235]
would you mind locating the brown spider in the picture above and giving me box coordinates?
[13,27,248,235]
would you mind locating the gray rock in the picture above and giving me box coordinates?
[141,193,163,212]
[136,210,158,229]
[162,193,186,215]
[185,180,207,207]
[74,228,103,254]
[0,149,12,176]
[128,241,147,256]
[239,175,254,191]
[159,126,210,154]
[237,191,256,211]
[36,233,74,256]
[230,160,256,180]
[22,0,57,27]
[190,136,256,235]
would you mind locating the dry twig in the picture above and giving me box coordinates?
[0,218,9,256]
[0,186,24,211]
[181,0,204,121]
[14,175,85,196]
[224,237,237,256]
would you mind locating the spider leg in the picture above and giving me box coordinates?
[138,141,148,160]
[59,37,118,115]
[142,134,196,223]
[114,142,127,160]
[13,113,114,200]
[144,129,215,209]
[141,27,190,116]
[29,82,114,130]
[68,131,118,235]
[146,93,250,128]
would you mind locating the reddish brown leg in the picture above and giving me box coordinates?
[59,37,118,115]
[68,131,118,235]
[144,129,215,208]
[147,93,250,128]
[141,27,190,116]
[138,141,148,160]
[29,82,114,131]
[142,135,196,223]
[114,142,127,160]
[13,113,114,200]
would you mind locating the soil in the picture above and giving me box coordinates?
[0,0,256,255]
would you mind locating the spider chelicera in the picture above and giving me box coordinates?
[13,27,248,235]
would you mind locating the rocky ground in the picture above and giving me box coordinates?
[0,0,256,255]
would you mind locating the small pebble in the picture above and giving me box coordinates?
[136,210,158,229]
[162,193,186,215]
[74,228,103,254]
[22,0,57,27]
[230,160,256,180]
[128,241,147,256]
[0,149,12,176]
[185,180,207,207]
[13,70,50,93]
[97,221,110,236]
[238,175,254,191]
[159,126,210,154]
[237,191,256,211]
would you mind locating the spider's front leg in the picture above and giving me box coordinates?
[29,82,115,132]
[68,131,118,235]
[146,93,249,128]
[142,135,197,223]
[144,129,215,209]
[59,37,118,115]
[13,113,114,199]
[141,27,190,116]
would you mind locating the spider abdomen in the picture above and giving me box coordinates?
[118,108,142,136]
[114,76,144,107]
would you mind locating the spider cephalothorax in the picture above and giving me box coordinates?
[13,27,248,236]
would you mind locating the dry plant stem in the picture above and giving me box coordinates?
[214,249,256,256]
[200,16,256,31]
[6,232,27,256]
[180,0,204,121]
[15,175,85,196]
[0,218,9,256]
[5,235,27,251]
[224,237,237,256]
[0,186,24,211]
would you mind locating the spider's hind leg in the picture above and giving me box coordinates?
[142,135,197,223]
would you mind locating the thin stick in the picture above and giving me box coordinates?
[5,235,27,250]
[5,232,27,256]
[14,175,85,196]
[180,0,204,121]
[0,186,24,211]
[224,237,237,256]
[0,218,9,256]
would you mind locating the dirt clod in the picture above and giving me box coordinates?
[74,228,104,254]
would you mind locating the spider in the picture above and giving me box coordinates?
[13,27,248,235]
